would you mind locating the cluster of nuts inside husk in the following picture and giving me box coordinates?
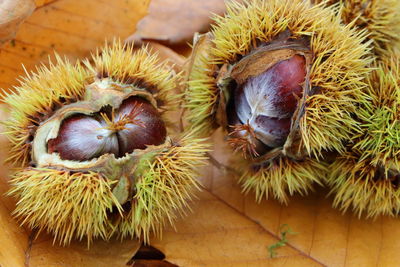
[3,43,208,244]
[3,0,400,245]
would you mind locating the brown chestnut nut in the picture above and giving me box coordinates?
[117,96,166,156]
[47,114,119,161]
[228,55,306,157]
[48,96,167,161]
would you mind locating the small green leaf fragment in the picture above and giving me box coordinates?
[267,224,297,258]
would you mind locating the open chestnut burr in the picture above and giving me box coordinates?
[4,41,208,245]
[185,0,373,202]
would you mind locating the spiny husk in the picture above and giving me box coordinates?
[186,0,372,156]
[313,0,400,57]
[327,54,400,217]
[118,131,209,243]
[185,33,219,137]
[8,134,209,245]
[185,0,372,202]
[3,41,208,245]
[8,169,122,245]
[328,155,400,218]
[241,157,328,204]
[353,56,400,166]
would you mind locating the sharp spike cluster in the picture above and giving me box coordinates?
[241,157,328,204]
[87,40,178,113]
[118,132,210,243]
[313,0,400,57]
[3,40,209,245]
[8,169,122,246]
[327,54,400,217]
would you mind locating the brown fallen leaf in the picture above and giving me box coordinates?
[28,234,141,267]
[0,199,27,267]
[0,0,151,92]
[128,0,230,45]
[0,107,28,267]
[0,0,35,46]
[34,0,57,7]
[150,190,323,266]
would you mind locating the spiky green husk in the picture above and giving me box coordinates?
[8,134,209,245]
[353,56,400,166]
[314,0,400,57]
[328,155,400,218]
[186,0,372,156]
[185,0,372,203]
[3,41,208,245]
[327,55,400,217]
[8,169,122,245]
[118,132,209,243]
[241,157,328,204]
[185,33,218,136]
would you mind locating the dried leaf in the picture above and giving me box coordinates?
[29,234,141,267]
[128,0,231,45]
[150,190,322,266]
[34,0,57,7]
[0,0,150,91]
[0,0,35,45]
[0,200,28,267]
